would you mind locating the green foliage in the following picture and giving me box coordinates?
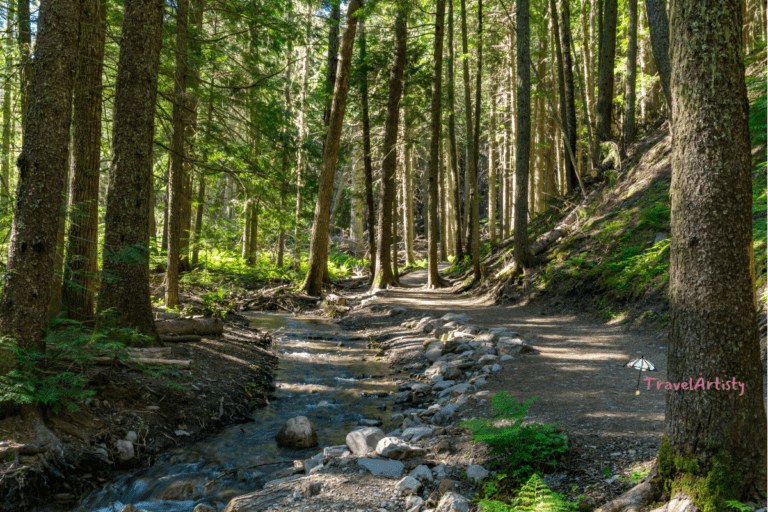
[0,320,177,413]
[461,393,569,483]
[478,474,575,512]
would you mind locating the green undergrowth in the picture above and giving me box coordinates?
[0,318,191,413]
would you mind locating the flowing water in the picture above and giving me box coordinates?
[70,312,395,512]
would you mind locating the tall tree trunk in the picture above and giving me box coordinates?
[644,0,672,109]
[241,199,251,260]
[595,0,618,146]
[191,175,205,266]
[49,149,70,319]
[513,0,533,270]
[277,37,293,269]
[165,0,190,310]
[488,82,497,243]
[469,0,482,280]
[98,0,163,342]
[63,0,107,323]
[439,135,447,260]
[0,0,79,360]
[427,0,449,289]
[447,0,464,261]
[550,0,569,191]
[294,5,311,269]
[302,0,361,296]
[357,19,376,278]
[16,0,31,134]
[581,0,596,137]
[623,0,638,155]
[1,0,12,203]
[247,201,258,265]
[560,0,578,189]
[460,0,473,250]
[392,165,400,281]
[324,1,341,132]
[371,7,407,291]
[351,142,365,254]
[404,115,415,265]
[664,0,767,499]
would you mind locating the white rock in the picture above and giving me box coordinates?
[441,313,471,323]
[358,458,406,478]
[114,440,134,462]
[175,430,190,436]
[436,492,471,512]
[406,496,426,509]
[466,464,489,483]
[376,437,426,460]
[409,464,434,483]
[346,427,386,455]
[125,431,138,443]
[396,476,423,495]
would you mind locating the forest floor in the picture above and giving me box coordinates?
[0,312,278,511]
[337,265,667,506]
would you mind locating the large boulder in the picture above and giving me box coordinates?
[275,416,318,448]
[346,427,385,455]
[376,437,426,460]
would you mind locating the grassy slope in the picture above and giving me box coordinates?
[469,49,767,330]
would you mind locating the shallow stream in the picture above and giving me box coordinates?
[71,312,394,512]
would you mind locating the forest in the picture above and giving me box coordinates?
[0,0,765,511]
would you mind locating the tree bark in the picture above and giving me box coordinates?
[16,0,31,134]
[513,0,533,271]
[302,0,361,296]
[357,19,376,278]
[0,0,79,362]
[191,175,205,266]
[469,0,483,280]
[165,0,190,310]
[439,135,447,260]
[643,0,672,109]
[426,0,449,289]
[277,37,293,269]
[665,0,766,499]
[323,1,341,132]
[550,0,569,191]
[1,0,12,203]
[460,0,473,251]
[623,0,638,154]
[595,0,617,146]
[63,0,107,323]
[447,0,464,262]
[489,82,497,243]
[294,4,311,270]
[404,115,415,265]
[581,0,596,141]
[247,201,258,265]
[97,0,164,342]
[560,0,578,190]
[372,7,407,291]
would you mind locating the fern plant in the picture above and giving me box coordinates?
[478,474,575,512]
[461,393,569,483]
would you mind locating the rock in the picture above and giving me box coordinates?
[432,380,455,392]
[426,347,444,363]
[357,458,405,477]
[416,317,437,333]
[518,343,535,354]
[125,431,138,443]
[425,362,446,378]
[437,479,458,494]
[466,464,489,483]
[403,417,417,429]
[193,505,217,512]
[429,374,445,385]
[377,437,427,460]
[472,378,488,386]
[432,464,450,480]
[119,506,140,512]
[389,307,407,316]
[407,496,426,510]
[394,391,412,404]
[175,430,191,436]
[491,364,502,372]
[275,416,318,448]
[297,480,323,498]
[477,354,498,364]
[401,426,432,443]
[500,355,514,361]
[325,294,346,306]
[432,403,459,425]
[463,327,479,335]
[439,383,473,398]
[409,465,434,483]
[649,497,698,512]
[412,383,432,394]
[114,440,134,462]
[323,445,347,461]
[436,492,471,512]
[442,365,463,380]
[396,476,423,495]
[455,343,472,354]
[303,456,322,474]
[346,427,385,455]
[442,339,462,355]
[359,418,383,427]
[440,313,471,323]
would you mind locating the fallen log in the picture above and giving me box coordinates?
[527,189,600,257]
[155,317,223,336]
[90,357,192,367]
[160,335,202,343]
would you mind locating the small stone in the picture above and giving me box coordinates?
[491,364,502,372]
[119,506,140,512]
[406,496,426,509]
[346,427,386,455]
[432,380,456,392]
[275,416,318,448]
[437,478,458,494]
[432,464,450,480]
[114,440,134,463]
[357,458,405,477]
[396,476,423,495]
[500,355,514,361]
[436,492,470,512]
[376,437,426,460]
[175,430,190,436]
[389,307,407,317]
[465,464,489,483]
[192,505,216,512]
[359,418,383,427]
[401,426,432,443]
[125,431,138,443]
[409,465,434,483]
[324,445,347,460]
[432,403,459,426]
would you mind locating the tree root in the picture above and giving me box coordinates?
[595,462,662,512]
[0,405,63,461]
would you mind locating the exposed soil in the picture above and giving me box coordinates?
[0,313,277,512]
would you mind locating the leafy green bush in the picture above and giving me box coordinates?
[478,474,575,512]
[461,393,569,483]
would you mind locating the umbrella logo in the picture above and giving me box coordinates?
[624,355,657,394]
